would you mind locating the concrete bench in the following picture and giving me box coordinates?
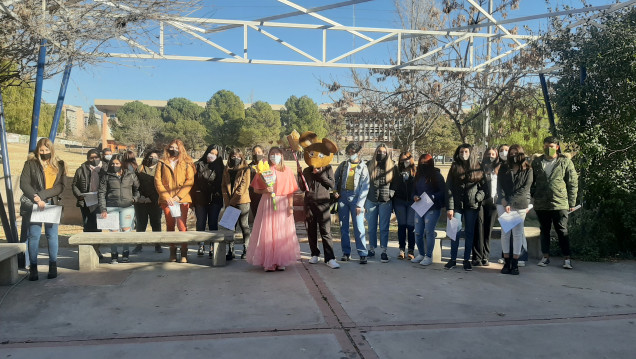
[68,230,235,271]
[0,243,27,285]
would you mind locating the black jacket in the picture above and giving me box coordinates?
[98,170,140,212]
[19,158,66,215]
[191,159,224,206]
[446,164,486,211]
[72,161,102,207]
[301,166,335,204]
[136,164,160,205]
[391,170,415,202]
[497,166,533,209]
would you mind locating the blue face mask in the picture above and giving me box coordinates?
[270,155,282,164]
[349,153,358,162]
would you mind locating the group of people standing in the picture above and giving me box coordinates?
[20,134,577,281]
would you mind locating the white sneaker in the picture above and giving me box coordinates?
[537,257,550,267]
[308,256,319,264]
[563,259,573,269]
[411,254,425,263]
[497,258,505,264]
[419,256,433,266]
[518,261,526,267]
[326,259,340,269]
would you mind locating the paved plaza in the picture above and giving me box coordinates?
[1,229,635,359]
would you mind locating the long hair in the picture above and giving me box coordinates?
[450,144,483,183]
[482,146,502,175]
[34,138,61,172]
[164,139,193,164]
[227,147,246,169]
[367,144,394,183]
[141,148,161,167]
[268,147,286,172]
[106,154,126,174]
[198,144,223,164]
[414,153,434,181]
[122,150,138,171]
[397,151,416,177]
[508,144,530,170]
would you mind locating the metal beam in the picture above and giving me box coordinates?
[466,0,523,46]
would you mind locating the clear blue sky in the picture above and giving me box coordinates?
[41,0,616,113]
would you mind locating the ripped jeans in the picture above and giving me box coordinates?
[107,206,135,254]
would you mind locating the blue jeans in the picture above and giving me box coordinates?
[107,206,135,254]
[195,203,222,231]
[365,200,392,250]
[338,191,368,256]
[27,222,59,266]
[450,209,479,261]
[414,208,441,257]
[393,198,415,251]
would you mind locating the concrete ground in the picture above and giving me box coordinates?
[1,226,635,359]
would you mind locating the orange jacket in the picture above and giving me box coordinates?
[154,159,195,205]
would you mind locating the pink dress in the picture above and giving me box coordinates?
[247,166,300,269]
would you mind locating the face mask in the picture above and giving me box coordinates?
[231,157,242,167]
[499,151,508,161]
[104,154,112,161]
[168,149,179,157]
[460,153,470,161]
[40,153,51,161]
[149,158,159,166]
[254,154,264,162]
[349,153,358,162]
[418,164,432,174]
[376,153,386,162]
[482,157,492,165]
[270,155,282,165]
[545,147,557,157]
[90,159,101,167]
[207,154,217,163]
[110,165,121,173]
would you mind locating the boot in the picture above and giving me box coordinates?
[169,246,177,262]
[29,265,39,281]
[154,244,163,253]
[180,244,188,263]
[226,243,235,261]
[47,261,57,279]
[500,257,511,274]
[510,258,520,275]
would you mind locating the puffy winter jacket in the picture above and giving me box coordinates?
[98,170,140,212]
[531,155,578,210]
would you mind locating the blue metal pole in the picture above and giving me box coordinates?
[49,62,73,142]
[539,73,557,137]
[0,86,19,244]
[29,39,47,153]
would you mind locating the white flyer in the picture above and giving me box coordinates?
[497,205,524,233]
[411,192,434,217]
[97,213,120,230]
[82,192,98,207]
[446,216,461,241]
[30,204,62,224]
[219,206,241,230]
[168,203,181,218]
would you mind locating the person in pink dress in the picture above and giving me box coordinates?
[247,147,301,272]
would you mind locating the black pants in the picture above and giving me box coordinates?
[80,206,101,232]
[472,204,497,262]
[536,209,571,257]
[135,203,162,232]
[306,201,335,262]
[194,203,222,231]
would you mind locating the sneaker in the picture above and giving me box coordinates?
[380,252,389,263]
[517,261,525,267]
[326,259,340,269]
[308,256,319,264]
[463,260,472,271]
[111,253,118,264]
[367,249,376,257]
[537,257,550,267]
[481,259,490,266]
[120,254,130,263]
[397,250,405,260]
[444,260,456,270]
[407,250,415,260]
[276,266,286,271]
[563,259,573,269]
[419,256,433,266]
[209,250,214,259]
[340,254,350,261]
[154,245,163,253]
[411,254,425,263]
[197,245,205,256]
[132,244,143,254]
[497,258,505,264]
[359,256,367,264]
[471,259,482,267]
[110,258,118,264]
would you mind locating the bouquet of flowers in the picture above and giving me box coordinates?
[256,160,278,210]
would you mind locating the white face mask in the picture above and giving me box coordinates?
[207,154,217,163]
[104,154,112,161]
[402,161,410,168]
[499,150,508,161]
[460,153,470,161]
[349,153,358,162]
[270,155,282,164]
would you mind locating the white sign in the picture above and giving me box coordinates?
[411,192,434,217]
[219,206,241,230]
[446,216,461,241]
[30,204,62,224]
[168,203,181,218]
[97,213,120,230]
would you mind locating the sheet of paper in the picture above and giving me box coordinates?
[411,192,434,217]
[498,210,524,233]
[30,204,62,224]
[82,192,98,207]
[446,216,461,241]
[219,206,241,230]
[490,173,498,199]
[168,203,181,218]
[97,213,120,230]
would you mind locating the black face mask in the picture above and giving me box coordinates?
[110,166,121,173]
[376,153,386,162]
[148,158,159,166]
[40,153,51,161]
[254,154,264,162]
[89,159,101,167]
[482,157,492,165]
[230,158,242,167]
[168,149,179,157]
[418,164,432,174]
